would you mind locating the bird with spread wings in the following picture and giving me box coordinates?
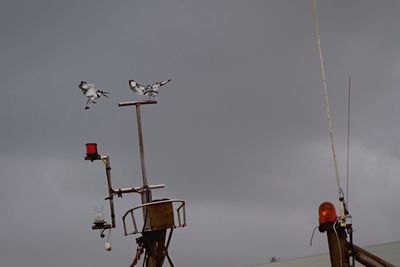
[128,79,172,99]
[79,81,109,109]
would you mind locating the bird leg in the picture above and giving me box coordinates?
[85,99,91,109]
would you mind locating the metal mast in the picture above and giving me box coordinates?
[84,88,186,267]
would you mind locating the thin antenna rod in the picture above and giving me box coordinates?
[312,0,343,202]
[346,77,351,208]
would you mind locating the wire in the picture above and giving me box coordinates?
[310,225,319,246]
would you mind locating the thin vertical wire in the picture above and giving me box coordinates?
[311,0,343,202]
[346,77,351,208]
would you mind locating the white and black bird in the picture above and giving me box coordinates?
[79,81,109,109]
[128,79,172,99]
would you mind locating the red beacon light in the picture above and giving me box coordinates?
[319,202,337,225]
[85,143,100,161]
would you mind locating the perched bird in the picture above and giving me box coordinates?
[128,79,172,99]
[79,81,109,109]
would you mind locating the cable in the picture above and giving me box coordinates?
[310,225,319,246]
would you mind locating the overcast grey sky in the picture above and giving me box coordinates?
[1,0,400,266]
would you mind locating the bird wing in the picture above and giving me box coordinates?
[151,79,172,91]
[129,80,146,95]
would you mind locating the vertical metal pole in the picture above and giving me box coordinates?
[104,157,116,228]
[325,226,350,267]
[119,100,166,267]
[135,104,165,267]
[133,102,153,238]
[136,103,148,188]
[346,77,351,208]
[143,230,167,267]
[135,103,152,205]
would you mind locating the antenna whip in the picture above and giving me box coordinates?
[311,0,345,210]
[346,77,351,208]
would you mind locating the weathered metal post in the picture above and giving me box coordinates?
[325,225,350,267]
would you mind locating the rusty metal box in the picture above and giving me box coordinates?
[148,201,175,230]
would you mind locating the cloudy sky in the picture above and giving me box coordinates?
[1,0,400,266]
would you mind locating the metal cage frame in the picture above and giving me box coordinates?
[122,199,186,236]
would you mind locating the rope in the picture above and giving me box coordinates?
[311,0,344,205]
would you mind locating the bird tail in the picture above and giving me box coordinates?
[99,90,110,98]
